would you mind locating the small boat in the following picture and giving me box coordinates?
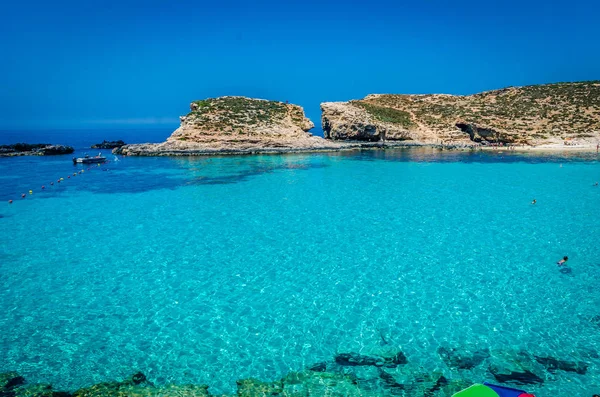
[72,155,107,164]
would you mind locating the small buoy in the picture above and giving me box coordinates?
[29,190,33,195]
[8,200,13,204]
[21,194,25,198]
[67,175,70,178]
[60,178,64,181]
[42,186,45,189]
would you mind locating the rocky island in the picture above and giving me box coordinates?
[91,140,126,149]
[322,81,600,148]
[116,82,600,156]
[0,143,74,157]
[115,97,344,156]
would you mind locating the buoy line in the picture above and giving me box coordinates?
[8,160,115,204]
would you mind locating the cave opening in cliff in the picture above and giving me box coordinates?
[456,123,480,142]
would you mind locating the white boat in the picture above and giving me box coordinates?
[72,155,107,164]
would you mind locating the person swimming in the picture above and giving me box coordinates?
[557,256,568,266]
[531,199,537,204]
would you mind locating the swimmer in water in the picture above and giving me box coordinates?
[531,199,536,204]
[557,256,568,266]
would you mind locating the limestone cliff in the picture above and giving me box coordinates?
[322,81,600,145]
[117,97,342,156]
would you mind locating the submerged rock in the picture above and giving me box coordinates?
[13,383,54,397]
[72,373,200,397]
[130,372,148,385]
[487,350,545,386]
[437,346,490,370]
[377,369,404,391]
[306,362,327,372]
[335,353,382,367]
[334,351,407,368]
[0,374,70,397]
[489,368,544,385]
[533,355,588,375]
[0,372,26,390]
[236,378,283,397]
[376,367,460,397]
[589,315,600,327]
[153,384,209,397]
[280,371,363,397]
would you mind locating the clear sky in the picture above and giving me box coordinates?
[1,0,599,130]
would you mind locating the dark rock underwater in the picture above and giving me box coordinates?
[1,347,592,396]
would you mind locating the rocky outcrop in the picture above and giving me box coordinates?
[321,102,416,142]
[322,81,600,146]
[114,136,347,156]
[91,140,125,149]
[0,144,74,156]
[116,97,346,156]
[37,145,75,155]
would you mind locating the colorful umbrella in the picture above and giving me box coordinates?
[452,383,535,397]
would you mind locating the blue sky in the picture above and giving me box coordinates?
[1,0,599,130]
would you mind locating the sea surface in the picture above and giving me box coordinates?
[1,130,600,396]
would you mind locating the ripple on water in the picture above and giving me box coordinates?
[0,149,599,396]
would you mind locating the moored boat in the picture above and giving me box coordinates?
[72,154,107,164]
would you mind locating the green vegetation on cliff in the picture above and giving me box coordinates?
[356,81,600,142]
[351,101,416,128]
[185,97,291,132]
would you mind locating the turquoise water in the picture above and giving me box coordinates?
[1,148,599,395]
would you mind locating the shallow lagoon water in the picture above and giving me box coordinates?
[1,148,599,395]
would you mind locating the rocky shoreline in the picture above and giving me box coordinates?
[0,144,74,157]
[1,346,592,396]
[91,140,126,149]
[114,140,600,157]
[113,140,430,156]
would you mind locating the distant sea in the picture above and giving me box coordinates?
[1,128,599,396]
